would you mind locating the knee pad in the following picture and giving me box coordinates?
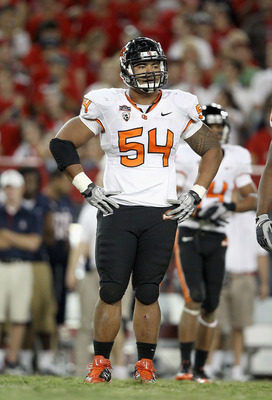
[100,283,124,304]
[135,283,159,305]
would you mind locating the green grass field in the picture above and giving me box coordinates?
[0,376,271,400]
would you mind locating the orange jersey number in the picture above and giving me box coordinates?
[206,181,228,203]
[119,128,174,167]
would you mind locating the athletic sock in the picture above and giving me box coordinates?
[194,349,209,371]
[136,342,157,361]
[180,342,194,366]
[93,340,114,359]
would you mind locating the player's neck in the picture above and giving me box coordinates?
[128,88,160,105]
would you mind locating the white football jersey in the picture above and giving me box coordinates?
[175,142,253,233]
[79,88,203,207]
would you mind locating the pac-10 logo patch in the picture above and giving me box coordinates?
[119,105,131,111]
[122,112,130,121]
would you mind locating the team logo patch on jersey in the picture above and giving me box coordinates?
[122,112,131,121]
[119,105,131,111]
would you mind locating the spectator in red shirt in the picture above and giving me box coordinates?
[0,69,29,156]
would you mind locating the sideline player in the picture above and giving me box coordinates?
[174,104,257,382]
[49,37,222,383]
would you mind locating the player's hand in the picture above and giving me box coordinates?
[81,183,120,216]
[256,214,272,252]
[166,190,202,223]
[197,202,235,227]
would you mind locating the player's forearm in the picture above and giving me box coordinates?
[1,230,41,251]
[235,194,257,212]
[64,164,85,182]
[257,164,272,215]
[258,255,269,286]
[194,147,223,189]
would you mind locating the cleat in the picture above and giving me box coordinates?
[134,358,157,383]
[176,362,193,381]
[193,367,211,383]
[84,355,112,383]
[175,370,193,381]
[5,362,26,376]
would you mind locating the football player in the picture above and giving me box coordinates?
[174,103,257,383]
[49,37,223,383]
[256,108,272,251]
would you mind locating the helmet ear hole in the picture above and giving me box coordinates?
[202,103,230,144]
[120,37,168,93]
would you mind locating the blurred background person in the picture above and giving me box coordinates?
[0,169,41,374]
[174,104,257,383]
[43,169,74,337]
[206,210,269,381]
[18,167,58,375]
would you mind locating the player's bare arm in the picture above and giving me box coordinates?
[185,123,223,190]
[50,116,119,216]
[166,124,222,223]
[256,141,272,252]
[53,116,95,182]
[257,141,272,216]
[235,182,257,212]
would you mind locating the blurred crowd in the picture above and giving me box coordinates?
[1,0,272,379]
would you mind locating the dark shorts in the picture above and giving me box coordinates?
[178,227,227,312]
[96,205,177,295]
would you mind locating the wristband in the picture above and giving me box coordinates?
[256,214,269,225]
[72,172,93,193]
[223,202,236,211]
[192,184,207,200]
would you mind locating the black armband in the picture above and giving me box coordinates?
[49,138,80,171]
[223,202,236,211]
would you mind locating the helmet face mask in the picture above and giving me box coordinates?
[202,103,230,144]
[120,37,168,93]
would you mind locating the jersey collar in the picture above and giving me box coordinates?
[125,90,162,114]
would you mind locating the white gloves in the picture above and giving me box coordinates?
[256,214,272,252]
[166,190,202,223]
[82,183,120,216]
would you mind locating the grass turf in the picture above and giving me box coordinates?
[0,376,271,400]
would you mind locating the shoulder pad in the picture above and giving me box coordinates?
[172,90,199,113]
[83,88,120,108]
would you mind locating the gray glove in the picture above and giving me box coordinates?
[82,183,120,216]
[256,214,272,252]
[197,202,235,227]
[166,190,202,223]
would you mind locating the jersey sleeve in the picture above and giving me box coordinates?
[234,147,253,188]
[79,91,105,135]
[174,91,203,140]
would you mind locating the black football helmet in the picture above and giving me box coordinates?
[120,37,168,93]
[202,103,230,144]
